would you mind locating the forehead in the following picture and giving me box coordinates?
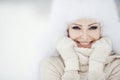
[73,18,99,25]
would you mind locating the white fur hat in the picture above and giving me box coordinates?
[42,0,120,55]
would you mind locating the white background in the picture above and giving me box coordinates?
[0,0,120,80]
[0,0,52,80]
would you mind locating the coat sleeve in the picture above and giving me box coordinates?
[40,57,80,80]
[106,59,120,80]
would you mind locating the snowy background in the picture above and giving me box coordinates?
[0,0,52,80]
[0,0,120,80]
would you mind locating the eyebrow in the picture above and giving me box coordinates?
[72,23,98,27]
[88,23,99,26]
[72,23,82,27]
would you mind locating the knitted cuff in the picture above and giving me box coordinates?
[89,60,104,72]
[88,60,105,80]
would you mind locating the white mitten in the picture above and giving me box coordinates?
[88,37,112,80]
[56,37,79,71]
[90,37,112,63]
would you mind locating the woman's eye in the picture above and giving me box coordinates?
[72,26,81,30]
[89,26,98,30]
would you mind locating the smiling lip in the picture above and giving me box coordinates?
[76,41,93,48]
[80,42,91,47]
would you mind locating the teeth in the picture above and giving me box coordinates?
[80,42,90,45]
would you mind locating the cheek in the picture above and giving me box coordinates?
[69,30,80,39]
[89,31,101,39]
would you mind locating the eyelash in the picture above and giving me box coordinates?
[89,26,98,30]
[72,26,81,30]
[72,26,98,30]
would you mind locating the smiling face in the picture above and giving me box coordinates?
[68,18,101,48]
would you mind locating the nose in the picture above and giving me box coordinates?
[79,31,89,41]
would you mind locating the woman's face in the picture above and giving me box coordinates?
[68,18,101,48]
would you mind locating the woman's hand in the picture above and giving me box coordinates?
[88,37,112,80]
[90,37,112,63]
[56,37,80,71]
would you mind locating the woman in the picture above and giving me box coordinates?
[40,0,120,80]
